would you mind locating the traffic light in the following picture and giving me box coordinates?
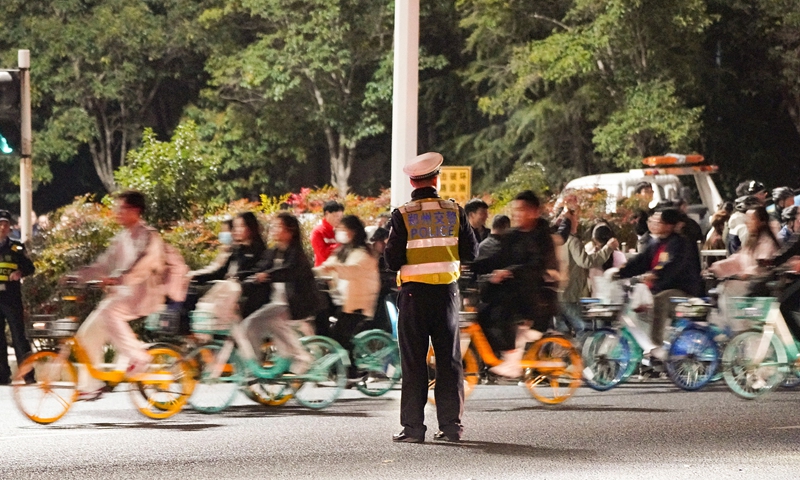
[0,70,20,155]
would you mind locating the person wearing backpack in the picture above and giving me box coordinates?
[64,191,167,400]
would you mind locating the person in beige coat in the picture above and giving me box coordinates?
[315,215,380,377]
[69,191,166,398]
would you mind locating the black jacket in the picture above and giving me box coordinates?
[0,237,35,299]
[384,186,478,274]
[255,244,322,320]
[619,232,703,296]
[192,243,266,284]
[471,219,559,318]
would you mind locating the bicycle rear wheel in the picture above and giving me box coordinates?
[581,329,631,391]
[523,336,582,405]
[130,346,192,419]
[666,328,719,391]
[185,344,244,413]
[13,351,78,424]
[722,330,786,399]
[427,344,481,405]
[352,330,401,397]
[242,341,292,406]
[293,336,347,409]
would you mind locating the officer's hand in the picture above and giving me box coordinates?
[9,270,22,282]
[490,269,513,284]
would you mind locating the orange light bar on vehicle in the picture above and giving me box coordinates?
[642,154,704,167]
[642,165,719,176]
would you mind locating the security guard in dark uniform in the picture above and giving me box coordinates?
[385,152,478,443]
[0,209,35,384]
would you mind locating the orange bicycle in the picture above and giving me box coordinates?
[427,285,583,405]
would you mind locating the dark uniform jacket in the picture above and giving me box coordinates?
[619,232,703,296]
[0,237,35,299]
[384,186,478,274]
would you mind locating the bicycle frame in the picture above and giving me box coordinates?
[752,301,799,367]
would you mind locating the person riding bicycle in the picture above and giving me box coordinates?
[315,214,380,378]
[616,207,702,359]
[471,190,559,377]
[191,212,269,323]
[66,191,166,399]
[709,206,781,298]
[237,212,320,374]
[763,226,800,343]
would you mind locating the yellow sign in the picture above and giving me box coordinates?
[438,166,472,206]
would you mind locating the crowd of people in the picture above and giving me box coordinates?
[1,160,800,442]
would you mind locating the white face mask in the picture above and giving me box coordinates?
[218,231,233,246]
[335,230,351,244]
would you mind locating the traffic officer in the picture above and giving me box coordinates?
[0,209,35,384]
[385,152,478,443]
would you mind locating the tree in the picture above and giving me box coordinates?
[0,0,208,193]
[199,0,395,194]
[115,121,222,225]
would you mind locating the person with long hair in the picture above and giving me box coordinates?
[710,206,781,297]
[191,211,269,319]
[316,215,380,377]
[237,212,321,373]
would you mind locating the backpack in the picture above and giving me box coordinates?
[162,242,190,302]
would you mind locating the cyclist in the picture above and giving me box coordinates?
[617,207,702,359]
[772,187,796,226]
[192,212,268,322]
[471,190,559,377]
[237,212,320,374]
[67,191,166,399]
[315,214,380,378]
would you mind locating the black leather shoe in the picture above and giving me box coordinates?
[392,431,424,443]
[433,430,461,442]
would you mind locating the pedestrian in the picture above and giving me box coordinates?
[0,209,35,385]
[465,198,490,243]
[66,191,167,399]
[311,200,345,267]
[385,152,478,443]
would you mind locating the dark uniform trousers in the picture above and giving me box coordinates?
[397,281,463,438]
[0,293,32,383]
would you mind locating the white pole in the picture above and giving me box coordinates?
[18,49,32,243]
[390,0,419,208]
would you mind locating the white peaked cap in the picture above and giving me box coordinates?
[403,152,444,180]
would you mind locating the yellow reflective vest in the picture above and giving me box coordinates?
[398,198,460,285]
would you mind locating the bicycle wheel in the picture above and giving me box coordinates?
[523,336,582,405]
[185,343,244,413]
[293,336,347,409]
[666,328,719,391]
[427,344,481,405]
[580,329,631,391]
[620,328,643,381]
[12,351,78,424]
[130,346,192,419]
[352,330,401,397]
[242,341,292,406]
[722,330,787,399]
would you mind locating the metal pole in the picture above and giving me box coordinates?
[18,49,31,242]
[390,0,419,208]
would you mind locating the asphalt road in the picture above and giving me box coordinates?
[1,380,799,480]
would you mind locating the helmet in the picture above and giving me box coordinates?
[747,181,767,195]
[772,186,794,203]
[734,195,761,213]
[782,205,799,223]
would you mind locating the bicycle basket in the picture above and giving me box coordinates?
[727,297,773,321]
[191,309,232,334]
[145,309,181,335]
[673,300,711,320]
[25,315,79,339]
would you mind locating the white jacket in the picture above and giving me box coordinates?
[319,247,380,317]
[76,221,166,318]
